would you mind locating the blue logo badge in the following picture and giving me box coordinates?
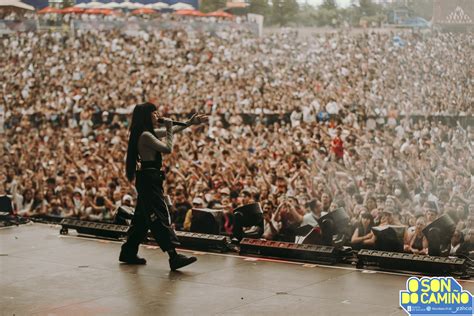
[400,277,473,315]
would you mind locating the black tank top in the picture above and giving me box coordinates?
[412,234,424,251]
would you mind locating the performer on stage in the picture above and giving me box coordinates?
[119,102,207,270]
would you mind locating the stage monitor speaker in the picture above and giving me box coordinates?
[175,231,230,252]
[357,249,468,277]
[60,219,129,239]
[233,203,263,227]
[423,214,456,257]
[0,195,13,214]
[190,208,224,235]
[240,238,338,264]
[145,231,230,252]
[372,225,406,253]
[317,208,350,246]
[233,203,264,241]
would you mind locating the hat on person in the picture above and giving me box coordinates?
[73,189,83,197]
[122,194,133,203]
[213,202,223,208]
[219,187,231,196]
[192,197,204,205]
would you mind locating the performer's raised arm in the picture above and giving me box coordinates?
[153,113,208,138]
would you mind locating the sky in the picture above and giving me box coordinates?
[300,0,354,8]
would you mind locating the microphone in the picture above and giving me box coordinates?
[157,118,188,127]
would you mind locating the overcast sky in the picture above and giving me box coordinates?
[300,0,353,8]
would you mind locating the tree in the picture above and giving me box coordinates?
[320,0,338,10]
[296,3,319,26]
[359,0,379,17]
[249,0,270,17]
[271,0,299,26]
[406,0,434,20]
[282,0,299,20]
[315,8,339,26]
[200,0,226,13]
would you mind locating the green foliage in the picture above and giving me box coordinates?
[266,0,388,27]
[320,0,338,10]
[359,0,382,17]
[405,0,434,20]
[249,0,270,17]
[315,8,340,27]
[295,3,319,26]
[271,0,299,26]
[200,0,226,13]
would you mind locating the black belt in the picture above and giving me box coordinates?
[137,169,166,181]
[141,161,161,169]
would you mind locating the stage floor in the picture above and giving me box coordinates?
[1,224,473,316]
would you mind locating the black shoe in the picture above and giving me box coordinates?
[119,253,147,265]
[169,254,197,271]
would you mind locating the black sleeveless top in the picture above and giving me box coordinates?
[411,234,424,251]
[357,223,371,237]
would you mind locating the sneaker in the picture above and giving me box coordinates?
[169,254,197,271]
[119,253,147,265]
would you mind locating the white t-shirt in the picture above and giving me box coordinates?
[301,211,327,227]
[290,111,302,128]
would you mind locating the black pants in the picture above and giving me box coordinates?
[121,169,179,256]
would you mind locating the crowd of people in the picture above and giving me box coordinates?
[1,17,472,256]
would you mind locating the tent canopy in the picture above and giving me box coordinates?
[102,2,122,9]
[84,1,105,8]
[0,0,35,11]
[37,6,62,14]
[146,2,169,10]
[171,2,193,10]
[175,9,205,16]
[119,1,144,9]
[131,8,157,15]
[207,11,234,18]
[61,7,85,14]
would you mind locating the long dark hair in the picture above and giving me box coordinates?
[126,102,157,181]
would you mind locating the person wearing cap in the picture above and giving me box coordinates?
[363,207,398,248]
[183,197,205,231]
[119,102,207,271]
[183,197,204,231]
[122,194,133,207]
